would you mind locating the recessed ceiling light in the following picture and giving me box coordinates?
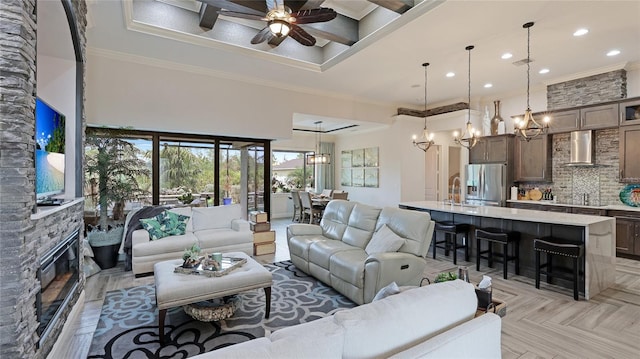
[539,68,550,74]
[573,28,589,37]
[446,72,455,78]
[501,53,513,59]
[607,49,620,57]
[484,83,493,88]
[411,84,420,88]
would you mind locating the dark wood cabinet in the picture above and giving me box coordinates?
[548,109,579,134]
[619,98,640,126]
[507,202,542,210]
[515,135,552,182]
[572,207,606,216]
[469,134,513,164]
[619,125,640,182]
[547,104,618,134]
[608,210,640,257]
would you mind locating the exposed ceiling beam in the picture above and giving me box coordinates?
[199,4,220,29]
[199,0,266,15]
[302,14,359,46]
[367,0,413,14]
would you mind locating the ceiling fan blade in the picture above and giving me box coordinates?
[251,27,274,44]
[289,24,316,46]
[292,8,337,24]
[218,10,266,21]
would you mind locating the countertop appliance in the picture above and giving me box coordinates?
[465,163,508,206]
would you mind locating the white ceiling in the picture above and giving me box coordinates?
[83,0,640,132]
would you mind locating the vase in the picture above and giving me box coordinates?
[490,100,504,136]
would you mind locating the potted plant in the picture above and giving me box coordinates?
[434,272,458,283]
[84,128,150,269]
[182,243,202,268]
[223,176,232,205]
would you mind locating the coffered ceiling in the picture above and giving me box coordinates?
[85,0,640,132]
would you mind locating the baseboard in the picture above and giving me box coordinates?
[46,290,86,359]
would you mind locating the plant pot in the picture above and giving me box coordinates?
[223,197,232,205]
[91,243,120,269]
[87,226,124,270]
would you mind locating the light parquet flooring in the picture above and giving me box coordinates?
[63,219,640,359]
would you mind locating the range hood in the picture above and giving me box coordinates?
[565,130,596,166]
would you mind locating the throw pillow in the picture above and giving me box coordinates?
[140,210,190,240]
[365,224,405,255]
[372,281,400,301]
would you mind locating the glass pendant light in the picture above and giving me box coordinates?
[413,62,435,152]
[454,45,479,150]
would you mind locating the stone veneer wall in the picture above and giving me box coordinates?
[521,70,628,204]
[547,70,627,110]
[0,1,87,358]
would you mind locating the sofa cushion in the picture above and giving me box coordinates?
[288,235,326,261]
[195,229,253,248]
[334,280,477,359]
[342,203,381,248]
[133,233,198,257]
[309,240,359,270]
[192,205,241,231]
[168,207,193,232]
[320,200,356,241]
[365,224,406,255]
[140,210,190,240]
[269,316,345,358]
[329,249,368,287]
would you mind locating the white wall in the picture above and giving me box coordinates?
[86,53,396,140]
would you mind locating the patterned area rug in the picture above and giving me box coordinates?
[87,261,355,359]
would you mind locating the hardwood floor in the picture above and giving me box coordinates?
[64,218,640,359]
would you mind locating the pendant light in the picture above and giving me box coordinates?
[413,62,435,152]
[306,121,331,165]
[454,45,478,150]
[514,22,550,141]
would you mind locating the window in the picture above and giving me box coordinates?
[272,151,314,193]
[159,140,215,206]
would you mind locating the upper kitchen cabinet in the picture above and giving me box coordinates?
[619,98,640,126]
[619,124,640,182]
[469,134,514,164]
[547,103,618,134]
[515,134,552,182]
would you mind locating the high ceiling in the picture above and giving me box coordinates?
[85,0,640,131]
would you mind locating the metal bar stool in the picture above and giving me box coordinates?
[432,221,470,265]
[475,228,520,279]
[534,238,584,301]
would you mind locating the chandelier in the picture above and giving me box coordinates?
[514,22,550,141]
[306,121,331,165]
[454,45,478,149]
[413,62,435,152]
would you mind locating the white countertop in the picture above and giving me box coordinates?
[399,201,616,226]
[507,199,640,213]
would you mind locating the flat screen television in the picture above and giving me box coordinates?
[35,98,65,200]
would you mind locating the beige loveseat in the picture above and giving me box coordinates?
[189,280,502,358]
[131,204,253,275]
[287,200,435,305]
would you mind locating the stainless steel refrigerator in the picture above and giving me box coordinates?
[465,164,507,206]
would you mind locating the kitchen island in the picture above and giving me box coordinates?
[399,201,616,300]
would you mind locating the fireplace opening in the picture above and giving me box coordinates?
[36,229,80,346]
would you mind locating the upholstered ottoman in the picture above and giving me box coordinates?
[153,252,273,343]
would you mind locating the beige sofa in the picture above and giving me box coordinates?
[287,200,435,305]
[131,204,253,275]
[189,280,502,358]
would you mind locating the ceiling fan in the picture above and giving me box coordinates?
[217,0,337,47]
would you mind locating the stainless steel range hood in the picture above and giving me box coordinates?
[565,130,596,166]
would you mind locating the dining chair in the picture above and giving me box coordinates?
[331,192,348,200]
[300,191,324,224]
[320,189,333,198]
[290,190,303,222]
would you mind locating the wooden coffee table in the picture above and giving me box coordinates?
[153,252,273,343]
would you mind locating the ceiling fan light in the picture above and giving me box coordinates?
[269,20,290,37]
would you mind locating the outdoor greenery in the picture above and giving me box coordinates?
[45,114,65,153]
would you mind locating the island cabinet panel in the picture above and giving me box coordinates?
[571,207,606,216]
[548,109,579,134]
[580,103,619,130]
[619,125,640,182]
[468,134,514,164]
[515,135,552,182]
[608,210,640,257]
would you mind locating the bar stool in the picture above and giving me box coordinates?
[475,228,520,279]
[534,238,584,301]
[432,221,470,265]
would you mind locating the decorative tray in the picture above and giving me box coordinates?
[619,184,640,207]
[174,256,247,277]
